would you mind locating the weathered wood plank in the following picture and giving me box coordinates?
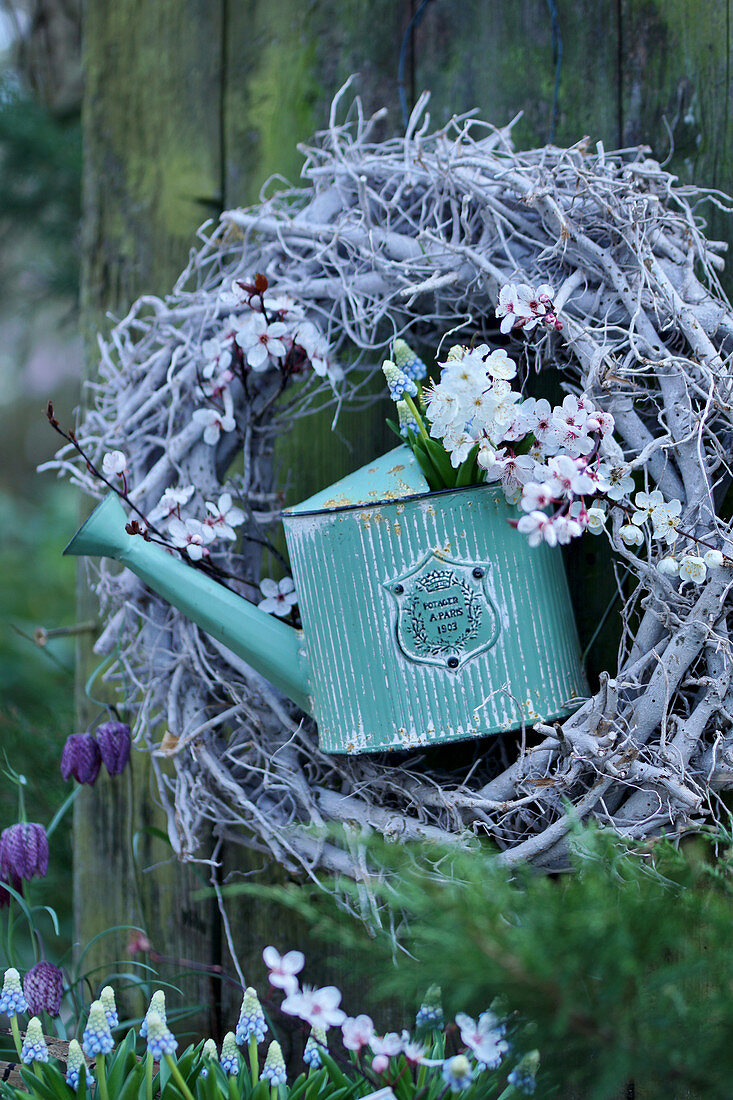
[78,0,225,1037]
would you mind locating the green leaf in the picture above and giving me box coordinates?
[454,443,481,487]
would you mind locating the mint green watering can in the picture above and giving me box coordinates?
[65,445,588,754]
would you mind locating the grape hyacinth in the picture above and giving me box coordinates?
[442,1054,474,1093]
[235,986,267,1044]
[96,721,132,775]
[65,1040,89,1088]
[415,984,443,1030]
[100,985,118,1028]
[60,734,102,785]
[144,1011,177,1060]
[220,1031,239,1074]
[21,1017,49,1065]
[23,961,64,1017]
[303,1027,327,1069]
[507,1051,540,1095]
[382,360,418,401]
[0,967,28,1016]
[393,338,427,382]
[0,822,49,881]
[140,989,166,1038]
[200,1038,217,1076]
[260,1041,287,1087]
[82,999,114,1057]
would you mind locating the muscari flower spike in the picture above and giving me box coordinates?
[220,1031,239,1075]
[145,1010,177,1061]
[507,1050,540,1095]
[0,822,49,882]
[200,1038,217,1077]
[303,1027,327,1069]
[100,985,118,1029]
[396,399,418,438]
[21,1017,49,1065]
[0,967,28,1016]
[83,999,114,1057]
[236,986,267,1044]
[96,721,132,776]
[260,1041,287,1087]
[140,989,166,1038]
[65,1039,90,1088]
[382,359,418,401]
[23,961,64,1017]
[61,733,102,785]
[442,1054,473,1094]
[393,338,427,382]
[415,984,443,1030]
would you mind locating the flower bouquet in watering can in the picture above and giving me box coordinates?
[61,281,592,755]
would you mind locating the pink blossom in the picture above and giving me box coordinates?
[168,518,212,561]
[516,511,558,548]
[192,393,236,445]
[520,481,556,512]
[262,946,305,995]
[281,985,346,1031]
[204,492,245,541]
[341,1014,375,1051]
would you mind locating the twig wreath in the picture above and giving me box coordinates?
[49,85,733,887]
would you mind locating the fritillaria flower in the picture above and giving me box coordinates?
[96,722,132,776]
[23,962,64,1017]
[0,823,49,882]
[60,733,102,785]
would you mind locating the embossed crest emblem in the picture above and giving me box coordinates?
[384,552,501,670]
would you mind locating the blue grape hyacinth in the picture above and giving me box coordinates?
[21,1017,49,1065]
[145,1011,177,1060]
[0,968,28,1017]
[260,1041,287,1087]
[220,1032,239,1075]
[235,986,266,1044]
[82,999,114,1056]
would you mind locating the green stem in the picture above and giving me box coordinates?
[228,1073,239,1100]
[416,1062,427,1091]
[145,1051,154,1100]
[404,394,430,445]
[248,1036,259,1088]
[165,1055,196,1100]
[10,1014,22,1059]
[96,1053,110,1100]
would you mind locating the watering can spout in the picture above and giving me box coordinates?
[64,493,312,715]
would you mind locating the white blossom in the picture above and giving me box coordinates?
[168,518,212,561]
[657,556,680,577]
[192,392,236,445]
[148,485,195,523]
[586,506,607,534]
[102,450,127,478]
[619,523,644,547]
[600,463,635,502]
[204,492,245,541]
[704,548,724,569]
[679,555,707,584]
[258,577,298,617]
[631,489,666,527]
[234,312,288,370]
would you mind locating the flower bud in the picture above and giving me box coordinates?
[96,722,132,776]
[144,1011,177,1061]
[100,985,118,1028]
[82,999,114,1056]
[21,1017,49,1064]
[0,823,49,881]
[236,986,266,1044]
[220,1032,239,1074]
[65,1039,86,1088]
[140,989,166,1038]
[260,1041,287,1086]
[61,734,102,785]
[0,967,28,1016]
[393,338,427,382]
[23,961,64,1017]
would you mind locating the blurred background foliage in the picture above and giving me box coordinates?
[0,0,82,952]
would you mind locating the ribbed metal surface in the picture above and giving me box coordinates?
[283,481,588,755]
